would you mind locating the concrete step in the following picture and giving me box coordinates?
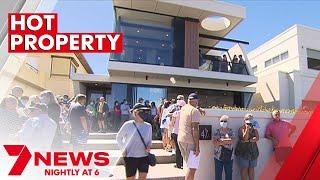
[63,139,164,150]
[106,149,175,165]
[89,133,117,139]
[104,163,185,180]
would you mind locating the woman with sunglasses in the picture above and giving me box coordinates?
[213,115,235,180]
[235,113,259,180]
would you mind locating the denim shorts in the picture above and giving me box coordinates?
[238,156,257,168]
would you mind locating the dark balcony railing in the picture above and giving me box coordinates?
[199,56,249,75]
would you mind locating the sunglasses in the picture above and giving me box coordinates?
[220,120,228,123]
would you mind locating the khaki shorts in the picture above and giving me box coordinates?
[178,141,195,163]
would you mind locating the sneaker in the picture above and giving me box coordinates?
[174,165,183,169]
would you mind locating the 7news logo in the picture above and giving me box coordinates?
[3,145,110,176]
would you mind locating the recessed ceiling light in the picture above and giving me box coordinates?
[201,16,231,31]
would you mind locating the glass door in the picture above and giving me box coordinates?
[133,86,167,106]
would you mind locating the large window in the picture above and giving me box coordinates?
[265,59,272,68]
[107,83,250,108]
[50,56,77,77]
[307,48,320,70]
[111,8,176,66]
[133,86,167,106]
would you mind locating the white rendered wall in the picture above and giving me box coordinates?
[248,25,300,75]
[248,25,320,109]
[195,109,298,180]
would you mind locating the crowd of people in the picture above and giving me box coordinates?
[0,86,297,180]
[116,93,296,180]
[0,86,132,151]
[0,87,63,151]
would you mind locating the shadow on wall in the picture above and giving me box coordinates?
[249,92,280,109]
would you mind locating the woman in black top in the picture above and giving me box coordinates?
[235,114,259,180]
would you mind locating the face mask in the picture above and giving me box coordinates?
[220,121,228,128]
[138,111,149,120]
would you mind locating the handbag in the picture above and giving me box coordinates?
[219,146,233,162]
[133,122,157,166]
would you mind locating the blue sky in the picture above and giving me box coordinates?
[54,0,320,74]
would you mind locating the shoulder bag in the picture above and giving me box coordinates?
[133,122,157,166]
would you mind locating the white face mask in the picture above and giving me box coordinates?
[220,121,228,128]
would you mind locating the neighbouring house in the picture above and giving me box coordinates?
[8,53,93,96]
[248,24,320,109]
[0,0,93,97]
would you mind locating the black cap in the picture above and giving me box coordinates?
[130,103,150,113]
[188,93,199,100]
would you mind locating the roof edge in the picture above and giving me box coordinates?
[74,53,94,74]
[248,24,299,58]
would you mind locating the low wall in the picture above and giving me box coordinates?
[194,109,296,180]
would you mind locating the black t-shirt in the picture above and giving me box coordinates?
[69,103,87,134]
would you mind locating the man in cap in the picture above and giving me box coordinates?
[178,93,201,180]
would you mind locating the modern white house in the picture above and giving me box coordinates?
[72,0,257,108]
[248,24,320,109]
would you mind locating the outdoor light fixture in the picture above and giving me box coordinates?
[137,29,140,33]
[201,16,231,31]
[170,77,176,84]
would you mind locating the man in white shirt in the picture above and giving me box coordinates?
[17,103,57,152]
